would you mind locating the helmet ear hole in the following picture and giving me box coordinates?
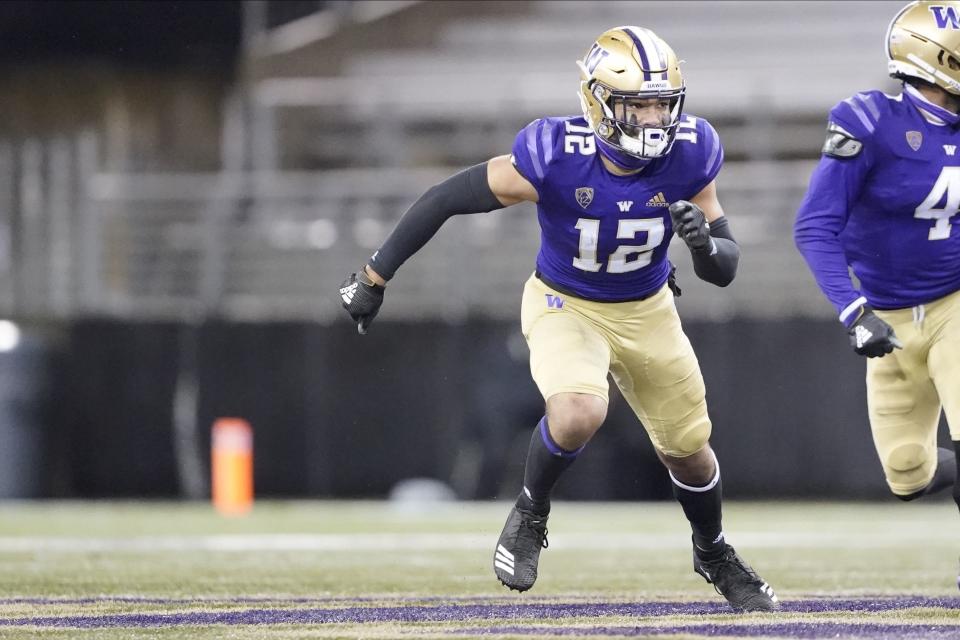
[934,49,960,71]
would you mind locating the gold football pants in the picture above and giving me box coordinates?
[868,288,960,495]
[520,273,711,458]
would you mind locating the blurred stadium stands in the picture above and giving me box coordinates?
[0,0,906,322]
[0,1,937,500]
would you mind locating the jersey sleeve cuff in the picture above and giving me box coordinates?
[838,296,867,327]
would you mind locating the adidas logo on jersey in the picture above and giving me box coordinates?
[854,325,873,348]
[646,192,669,207]
[339,282,358,305]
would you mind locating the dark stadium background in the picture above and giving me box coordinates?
[0,0,943,501]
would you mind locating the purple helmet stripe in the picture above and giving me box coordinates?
[621,28,653,81]
[624,26,667,81]
[638,27,667,75]
[654,38,666,69]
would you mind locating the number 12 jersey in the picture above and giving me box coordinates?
[510,114,723,302]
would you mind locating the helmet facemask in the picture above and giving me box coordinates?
[590,83,685,160]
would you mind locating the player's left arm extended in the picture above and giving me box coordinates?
[366,160,514,284]
[669,180,739,287]
[339,155,536,333]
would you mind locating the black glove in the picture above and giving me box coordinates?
[847,305,903,357]
[339,268,384,335]
[667,261,682,297]
[668,200,712,252]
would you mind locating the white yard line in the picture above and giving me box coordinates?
[0,530,953,553]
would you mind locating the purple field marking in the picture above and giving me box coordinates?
[2,594,955,610]
[1,597,959,628]
[0,594,534,606]
[461,623,960,638]
[0,596,378,606]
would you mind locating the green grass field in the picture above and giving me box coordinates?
[0,499,957,639]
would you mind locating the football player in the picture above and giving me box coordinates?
[341,26,779,611]
[794,1,960,585]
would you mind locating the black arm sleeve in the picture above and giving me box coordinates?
[690,216,739,287]
[368,162,505,281]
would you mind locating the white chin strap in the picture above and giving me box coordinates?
[619,126,670,158]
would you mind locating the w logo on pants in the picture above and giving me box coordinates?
[545,294,564,309]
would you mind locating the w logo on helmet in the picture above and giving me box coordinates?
[583,44,609,74]
[930,5,960,29]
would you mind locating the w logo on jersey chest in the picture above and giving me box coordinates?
[930,5,960,29]
[617,201,634,212]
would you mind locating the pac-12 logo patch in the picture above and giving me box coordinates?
[906,130,923,151]
[575,187,594,209]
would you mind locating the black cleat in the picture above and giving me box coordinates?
[493,504,548,592]
[693,543,780,612]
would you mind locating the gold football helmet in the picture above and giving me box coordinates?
[887,1,960,94]
[577,26,685,166]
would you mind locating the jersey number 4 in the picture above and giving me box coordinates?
[573,218,665,273]
[915,166,960,240]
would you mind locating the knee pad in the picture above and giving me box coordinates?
[886,443,928,472]
[885,443,932,493]
[667,417,712,458]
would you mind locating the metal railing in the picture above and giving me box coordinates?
[0,138,833,322]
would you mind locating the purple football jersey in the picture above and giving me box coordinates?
[510,115,723,302]
[795,90,960,316]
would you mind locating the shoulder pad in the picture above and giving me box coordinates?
[822,122,863,158]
